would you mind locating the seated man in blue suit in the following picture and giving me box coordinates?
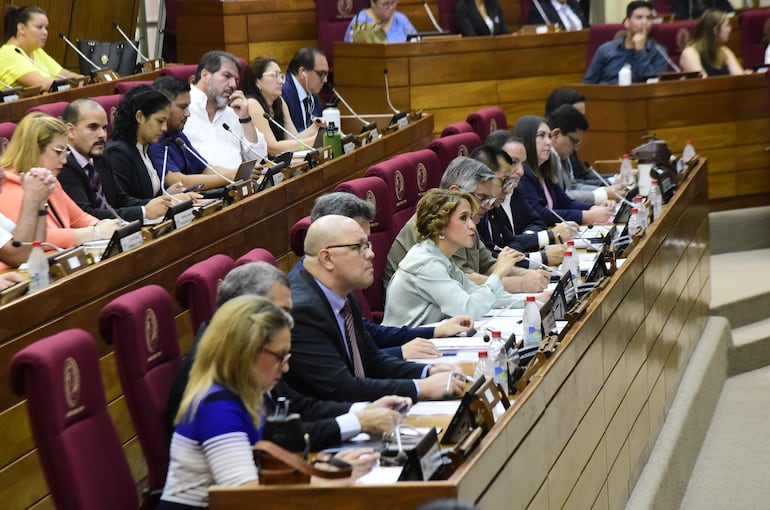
[527,0,588,31]
[282,47,328,132]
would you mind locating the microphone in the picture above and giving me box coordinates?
[532,0,553,25]
[94,187,128,224]
[14,48,68,79]
[654,43,682,73]
[528,257,562,276]
[261,112,312,150]
[331,87,374,127]
[221,123,276,164]
[586,167,635,208]
[422,1,444,32]
[546,207,599,252]
[112,21,149,62]
[383,69,400,115]
[174,137,235,184]
[58,33,104,72]
[11,239,64,251]
[158,138,183,202]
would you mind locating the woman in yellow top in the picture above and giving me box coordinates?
[0,5,84,91]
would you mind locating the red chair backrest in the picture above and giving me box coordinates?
[26,101,68,118]
[236,247,278,267]
[650,20,697,66]
[365,154,418,234]
[585,23,625,69]
[0,121,16,144]
[10,329,139,510]
[99,284,182,494]
[467,106,508,140]
[439,0,458,32]
[740,8,770,69]
[114,80,153,94]
[175,254,235,332]
[441,121,474,137]
[289,215,312,256]
[91,94,123,134]
[428,131,483,170]
[315,0,369,68]
[401,148,443,197]
[161,64,198,84]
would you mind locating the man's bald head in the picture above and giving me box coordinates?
[304,215,359,255]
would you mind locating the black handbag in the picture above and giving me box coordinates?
[76,40,138,76]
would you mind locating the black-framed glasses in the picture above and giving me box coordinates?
[311,69,329,80]
[325,241,372,253]
[262,348,291,366]
[567,134,582,147]
[473,193,497,208]
[499,177,515,191]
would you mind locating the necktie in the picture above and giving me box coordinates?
[340,300,365,378]
[561,5,577,31]
[86,163,107,210]
[302,96,312,130]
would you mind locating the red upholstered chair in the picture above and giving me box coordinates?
[114,80,153,94]
[438,0,458,32]
[585,23,625,69]
[520,0,532,24]
[99,285,181,502]
[740,9,770,69]
[429,131,483,170]
[401,148,443,197]
[467,106,507,140]
[315,0,369,68]
[92,94,123,134]
[0,121,16,145]
[335,176,394,318]
[160,64,198,84]
[365,154,418,233]
[440,121,473,137]
[289,215,312,256]
[26,101,68,118]
[236,247,278,267]
[653,0,673,14]
[650,20,696,66]
[175,254,235,332]
[10,329,140,510]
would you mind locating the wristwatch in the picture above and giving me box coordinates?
[37,204,49,217]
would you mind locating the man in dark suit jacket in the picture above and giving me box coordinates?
[282,47,327,132]
[285,215,466,403]
[59,99,170,222]
[165,261,407,450]
[527,0,588,30]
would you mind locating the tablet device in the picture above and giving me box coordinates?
[234,159,257,181]
[441,376,486,445]
[388,111,408,127]
[274,151,294,165]
[406,31,452,42]
[255,162,286,192]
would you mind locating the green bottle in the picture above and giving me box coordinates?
[323,122,343,158]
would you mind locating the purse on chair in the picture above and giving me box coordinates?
[76,40,138,76]
[350,15,387,44]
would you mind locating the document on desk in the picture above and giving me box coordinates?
[411,351,479,364]
[408,400,462,416]
[356,464,403,485]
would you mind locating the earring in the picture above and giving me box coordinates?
[439,233,445,240]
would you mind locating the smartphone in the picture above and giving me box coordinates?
[183,184,204,193]
[395,400,410,414]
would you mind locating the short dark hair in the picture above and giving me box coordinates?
[470,144,512,173]
[626,1,654,19]
[546,104,589,135]
[485,130,523,149]
[310,192,375,223]
[152,75,191,101]
[62,98,102,124]
[4,5,45,41]
[194,50,242,84]
[544,87,586,116]
[110,85,170,143]
[287,47,325,76]
[512,114,555,181]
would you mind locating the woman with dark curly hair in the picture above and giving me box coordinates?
[383,188,523,327]
[105,85,186,200]
[243,56,320,156]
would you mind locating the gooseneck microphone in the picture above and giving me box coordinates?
[654,43,682,72]
[546,207,599,252]
[331,87,374,127]
[94,186,128,224]
[532,0,553,25]
[174,138,235,184]
[14,48,68,79]
[383,69,400,115]
[159,138,182,202]
[586,167,635,208]
[112,21,149,62]
[58,33,104,72]
[422,1,444,32]
[261,112,312,150]
[221,123,277,164]
[11,239,64,250]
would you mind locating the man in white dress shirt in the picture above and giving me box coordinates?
[183,50,267,168]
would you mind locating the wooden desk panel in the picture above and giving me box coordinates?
[208,161,710,510]
[0,115,433,510]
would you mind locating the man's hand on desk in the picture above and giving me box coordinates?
[402,338,441,359]
[0,272,24,290]
[333,449,380,481]
[434,315,474,337]
[582,204,614,225]
[418,370,466,399]
[502,269,550,293]
[144,195,172,219]
[551,221,578,242]
[544,244,565,265]
[355,407,402,436]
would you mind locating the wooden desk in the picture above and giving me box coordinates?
[332,31,588,136]
[209,160,710,510]
[573,74,770,209]
[0,115,433,510]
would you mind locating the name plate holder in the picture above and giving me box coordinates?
[284,161,309,180]
[227,179,256,203]
[0,280,29,306]
[101,220,144,260]
[164,200,195,229]
[91,69,120,83]
[48,246,93,279]
[141,58,164,73]
[193,199,223,219]
[146,219,175,239]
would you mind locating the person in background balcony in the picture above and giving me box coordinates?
[454,0,509,37]
[680,10,743,77]
[344,0,416,43]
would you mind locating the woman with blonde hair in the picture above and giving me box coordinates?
[383,188,523,328]
[680,9,743,77]
[0,112,119,251]
[159,295,376,509]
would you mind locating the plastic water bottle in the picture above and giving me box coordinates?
[473,350,495,382]
[522,296,542,350]
[322,122,343,158]
[561,249,580,287]
[27,241,50,291]
[322,103,341,133]
[627,207,644,237]
[618,64,632,86]
[648,178,663,221]
[620,154,634,187]
[682,140,696,163]
[489,331,509,394]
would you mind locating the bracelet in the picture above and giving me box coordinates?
[238,116,252,124]
[37,203,49,217]
[92,225,101,241]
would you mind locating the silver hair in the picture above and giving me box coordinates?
[439,156,496,192]
[215,262,289,308]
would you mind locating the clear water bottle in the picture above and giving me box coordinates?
[618,63,632,86]
[561,249,580,287]
[648,178,663,221]
[633,196,647,229]
[620,154,634,187]
[473,350,495,382]
[27,241,50,291]
[627,207,644,237]
[522,296,542,350]
[489,331,509,394]
[682,140,696,163]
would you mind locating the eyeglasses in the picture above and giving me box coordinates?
[311,69,329,80]
[473,193,497,208]
[325,241,372,253]
[378,0,398,9]
[567,134,582,147]
[262,348,291,366]
[50,146,71,158]
[263,70,285,82]
[499,177,515,192]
